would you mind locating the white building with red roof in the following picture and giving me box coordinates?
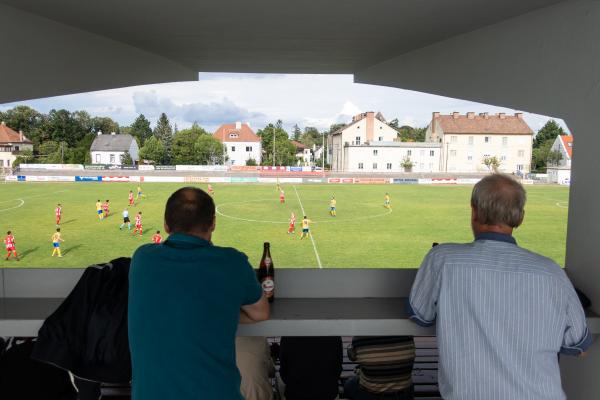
[547,134,573,184]
[426,112,534,174]
[213,122,261,166]
[0,121,34,169]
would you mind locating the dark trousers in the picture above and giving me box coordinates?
[343,377,414,400]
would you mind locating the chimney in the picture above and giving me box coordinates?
[19,130,23,142]
[452,112,460,119]
[479,112,489,119]
[111,132,116,135]
[498,112,506,119]
[467,112,475,119]
[1,121,5,126]
[366,111,375,142]
[97,131,103,136]
[515,112,523,119]
[235,121,242,129]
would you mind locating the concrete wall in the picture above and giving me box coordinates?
[342,145,441,173]
[356,2,600,397]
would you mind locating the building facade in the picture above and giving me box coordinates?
[328,112,441,172]
[0,121,34,170]
[426,112,534,174]
[213,122,261,165]
[547,134,572,184]
[90,132,139,165]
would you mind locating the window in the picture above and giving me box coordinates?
[451,136,458,143]
[15,146,19,151]
[229,133,239,139]
[518,149,525,157]
[373,163,378,170]
[355,136,361,145]
[517,164,524,171]
[430,150,435,156]
[467,153,473,161]
[373,150,378,156]
[231,146,236,152]
[357,125,360,129]
[419,163,424,169]
[407,150,412,156]
[378,137,383,141]
[246,146,252,152]
[428,163,433,170]
[358,163,364,170]
[485,136,490,143]
[386,163,392,170]
[450,150,457,157]
[420,150,425,156]
[0,160,3,167]
[501,155,507,161]
[468,136,474,145]
[502,137,508,146]
[95,154,100,163]
[110,154,115,163]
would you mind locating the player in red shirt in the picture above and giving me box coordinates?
[55,203,62,225]
[208,184,214,196]
[279,189,285,204]
[102,199,110,217]
[152,230,162,244]
[287,212,296,234]
[132,211,143,236]
[4,231,19,261]
[128,190,135,206]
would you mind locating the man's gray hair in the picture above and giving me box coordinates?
[471,174,526,228]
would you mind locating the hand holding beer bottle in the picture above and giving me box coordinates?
[257,242,275,303]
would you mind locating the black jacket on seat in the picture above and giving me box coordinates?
[32,257,132,383]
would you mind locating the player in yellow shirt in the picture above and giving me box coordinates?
[384,193,391,209]
[329,196,337,217]
[96,200,104,220]
[300,216,312,239]
[51,228,64,257]
[136,185,146,200]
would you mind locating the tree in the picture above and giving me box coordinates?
[129,114,153,146]
[139,136,166,164]
[257,121,297,166]
[547,149,563,167]
[12,149,35,167]
[91,116,120,136]
[401,157,414,172]
[532,140,554,172]
[292,124,302,141]
[171,123,209,164]
[246,158,258,166]
[0,105,46,145]
[396,125,426,142]
[534,120,565,148]
[483,155,501,172]
[194,135,226,165]
[121,151,134,166]
[153,113,173,161]
[300,126,320,148]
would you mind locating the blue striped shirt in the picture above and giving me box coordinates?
[409,233,592,400]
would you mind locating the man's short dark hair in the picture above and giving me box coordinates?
[471,174,526,228]
[165,187,215,233]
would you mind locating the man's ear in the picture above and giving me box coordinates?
[471,206,477,223]
[210,215,216,232]
[164,221,171,234]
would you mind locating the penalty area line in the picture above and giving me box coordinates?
[293,186,323,269]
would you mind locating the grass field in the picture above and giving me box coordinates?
[0,182,569,268]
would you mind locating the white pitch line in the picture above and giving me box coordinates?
[293,186,323,269]
[0,198,25,213]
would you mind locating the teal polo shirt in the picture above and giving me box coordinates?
[128,233,263,400]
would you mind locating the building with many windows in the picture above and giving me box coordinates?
[90,132,139,165]
[425,112,534,174]
[213,122,261,165]
[0,121,33,170]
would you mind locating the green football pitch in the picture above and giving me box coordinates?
[0,182,569,268]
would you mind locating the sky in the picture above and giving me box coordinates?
[0,73,567,134]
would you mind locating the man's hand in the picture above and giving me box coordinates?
[240,292,270,324]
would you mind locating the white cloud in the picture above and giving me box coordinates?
[0,73,568,134]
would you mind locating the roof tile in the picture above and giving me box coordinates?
[213,123,260,143]
[435,113,533,135]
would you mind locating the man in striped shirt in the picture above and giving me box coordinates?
[408,174,591,400]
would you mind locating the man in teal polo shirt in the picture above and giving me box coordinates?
[129,187,270,400]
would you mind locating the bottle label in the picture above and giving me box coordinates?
[261,277,274,296]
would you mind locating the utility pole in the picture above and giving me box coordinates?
[322,133,325,175]
[272,125,276,167]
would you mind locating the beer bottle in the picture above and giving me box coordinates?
[257,242,275,303]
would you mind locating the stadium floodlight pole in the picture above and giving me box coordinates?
[272,125,276,167]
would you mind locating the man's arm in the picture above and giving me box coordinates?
[240,292,270,324]
[407,249,442,327]
[560,284,593,356]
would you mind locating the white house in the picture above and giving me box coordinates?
[547,134,573,184]
[90,132,139,165]
[426,112,534,174]
[214,122,261,165]
[327,111,441,172]
[291,141,313,166]
[0,121,34,170]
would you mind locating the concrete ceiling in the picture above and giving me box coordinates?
[0,0,565,102]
